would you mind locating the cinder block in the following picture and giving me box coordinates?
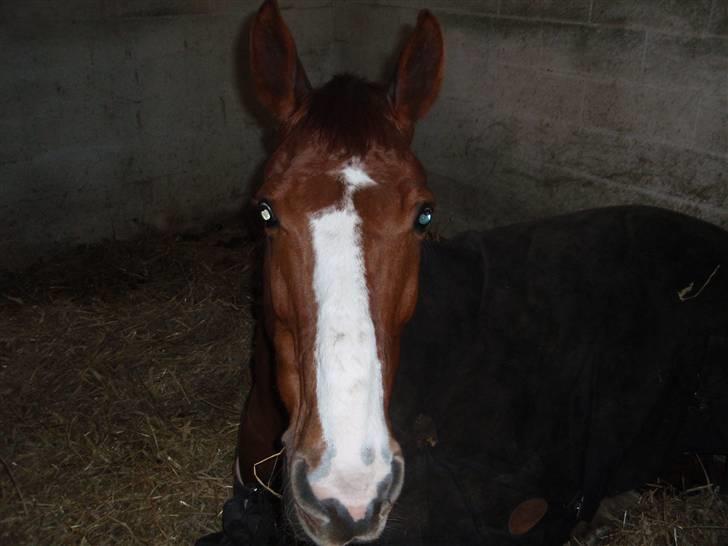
[413,96,499,185]
[500,0,590,22]
[334,4,402,46]
[541,22,645,80]
[2,23,95,105]
[2,22,145,159]
[1,0,244,21]
[482,164,651,226]
[466,121,728,225]
[644,33,728,94]
[435,12,494,100]
[0,1,115,21]
[544,127,728,210]
[86,28,145,103]
[4,0,727,265]
[425,172,496,235]
[540,0,591,21]
[500,161,726,229]
[491,17,542,67]
[284,6,333,54]
[110,1,218,18]
[648,89,701,145]
[283,6,334,82]
[333,4,403,80]
[583,81,650,135]
[120,17,206,62]
[344,1,498,14]
[584,80,700,145]
[219,0,316,13]
[591,0,712,33]
[493,64,583,124]
[499,0,541,18]
[709,0,728,35]
[278,0,332,9]
[0,120,31,165]
[434,0,498,12]
[696,92,728,155]
[0,161,36,211]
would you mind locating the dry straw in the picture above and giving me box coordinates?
[0,226,256,545]
[569,455,728,546]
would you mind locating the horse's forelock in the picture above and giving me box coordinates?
[285,74,406,157]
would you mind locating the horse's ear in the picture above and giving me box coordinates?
[250,0,311,122]
[392,10,444,133]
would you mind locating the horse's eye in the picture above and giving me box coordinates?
[415,205,433,232]
[258,201,278,227]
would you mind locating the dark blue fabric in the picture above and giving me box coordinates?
[195,483,282,546]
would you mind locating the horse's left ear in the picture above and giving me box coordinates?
[250,0,311,122]
[392,10,444,135]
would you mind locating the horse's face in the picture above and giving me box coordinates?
[249,3,443,545]
[257,144,431,544]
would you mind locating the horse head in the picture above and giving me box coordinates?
[249,3,443,543]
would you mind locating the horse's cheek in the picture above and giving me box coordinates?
[396,245,422,324]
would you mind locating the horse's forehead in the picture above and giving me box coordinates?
[266,155,411,216]
[340,160,376,189]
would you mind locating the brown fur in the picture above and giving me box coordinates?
[238,1,444,543]
[285,75,406,158]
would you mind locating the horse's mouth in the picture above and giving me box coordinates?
[290,500,390,546]
[284,474,393,546]
[284,455,404,546]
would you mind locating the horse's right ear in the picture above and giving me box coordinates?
[392,10,444,136]
[250,0,311,122]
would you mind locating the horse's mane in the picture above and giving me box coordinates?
[286,74,406,157]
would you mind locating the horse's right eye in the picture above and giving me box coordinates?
[258,201,278,227]
[415,204,434,232]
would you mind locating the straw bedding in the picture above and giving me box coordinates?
[569,480,728,546]
[0,226,256,545]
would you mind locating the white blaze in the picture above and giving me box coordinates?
[308,161,392,517]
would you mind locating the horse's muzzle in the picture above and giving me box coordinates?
[288,454,404,545]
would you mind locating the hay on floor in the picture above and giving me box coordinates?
[570,476,728,545]
[0,226,256,545]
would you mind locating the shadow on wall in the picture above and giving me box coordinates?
[233,8,275,238]
[154,8,274,244]
[0,2,334,270]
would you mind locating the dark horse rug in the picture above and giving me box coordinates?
[198,206,728,545]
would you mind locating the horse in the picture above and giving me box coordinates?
[198,2,728,545]
[232,2,444,545]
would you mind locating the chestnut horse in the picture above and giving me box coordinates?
[236,1,443,544]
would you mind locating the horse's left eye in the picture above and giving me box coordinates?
[415,205,433,231]
[258,201,278,227]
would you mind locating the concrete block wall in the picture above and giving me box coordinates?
[0,0,334,268]
[2,0,726,267]
[333,1,728,234]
